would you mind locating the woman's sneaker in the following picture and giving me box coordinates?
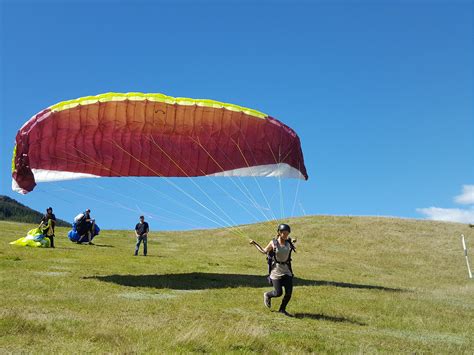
[264,293,271,308]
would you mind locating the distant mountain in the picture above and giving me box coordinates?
[0,195,71,227]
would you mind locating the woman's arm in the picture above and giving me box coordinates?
[249,240,274,254]
[249,240,265,254]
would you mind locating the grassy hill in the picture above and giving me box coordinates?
[0,216,473,353]
[0,195,71,226]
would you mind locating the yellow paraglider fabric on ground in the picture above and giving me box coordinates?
[10,227,50,248]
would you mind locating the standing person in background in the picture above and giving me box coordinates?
[134,216,149,256]
[40,207,56,248]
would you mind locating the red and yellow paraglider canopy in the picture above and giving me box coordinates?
[12,92,308,194]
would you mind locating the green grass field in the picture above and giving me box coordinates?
[1,216,473,353]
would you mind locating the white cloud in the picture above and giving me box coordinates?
[417,184,474,224]
[454,185,474,205]
[417,207,474,224]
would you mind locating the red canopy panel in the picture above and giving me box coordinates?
[12,97,308,194]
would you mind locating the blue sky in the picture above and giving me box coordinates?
[1,0,473,230]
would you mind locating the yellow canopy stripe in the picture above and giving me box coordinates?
[11,144,17,173]
[49,92,268,119]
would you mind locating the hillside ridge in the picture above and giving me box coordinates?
[0,195,71,227]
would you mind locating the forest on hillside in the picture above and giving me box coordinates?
[0,195,71,226]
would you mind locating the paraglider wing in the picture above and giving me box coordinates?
[10,227,50,248]
[12,93,308,194]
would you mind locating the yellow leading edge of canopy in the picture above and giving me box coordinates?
[12,94,268,173]
[11,145,17,173]
[49,92,268,119]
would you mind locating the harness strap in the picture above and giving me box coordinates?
[269,239,293,265]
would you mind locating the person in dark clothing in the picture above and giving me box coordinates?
[40,207,56,248]
[77,209,95,244]
[134,216,149,256]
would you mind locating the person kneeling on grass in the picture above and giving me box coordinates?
[250,223,296,316]
[76,209,96,245]
[134,215,149,256]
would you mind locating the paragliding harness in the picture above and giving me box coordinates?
[266,238,296,285]
[74,213,85,225]
[39,219,53,237]
[74,212,90,237]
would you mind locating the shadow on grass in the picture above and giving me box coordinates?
[67,243,114,248]
[294,312,366,325]
[306,279,404,292]
[84,272,404,292]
